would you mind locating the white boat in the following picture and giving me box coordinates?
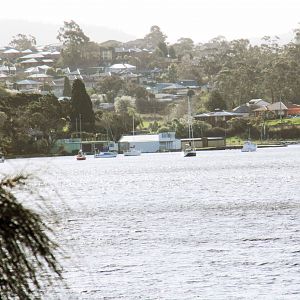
[123,114,141,156]
[183,90,196,157]
[124,146,141,156]
[76,116,86,160]
[241,140,257,152]
[94,151,117,158]
[184,146,196,157]
[241,128,257,152]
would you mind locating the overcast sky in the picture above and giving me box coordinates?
[2,0,300,43]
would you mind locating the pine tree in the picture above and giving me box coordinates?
[71,79,95,132]
[62,76,72,97]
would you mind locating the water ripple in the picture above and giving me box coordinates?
[1,146,300,298]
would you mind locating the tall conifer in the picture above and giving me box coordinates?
[71,79,95,132]
[63,76,72,97]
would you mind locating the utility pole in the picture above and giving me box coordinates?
[75,118,78,137]
[79,114,82,140]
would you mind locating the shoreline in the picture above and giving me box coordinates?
[3,141,299,159]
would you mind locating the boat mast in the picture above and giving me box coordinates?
[78,114,82,150]
[132,115,135,136]
[187,89,195,148]
[79,114,82,140]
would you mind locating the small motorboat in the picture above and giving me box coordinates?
[123,146,141,156]
[183,147,196,157]
[76,149,86,160]
[183,142,196,157]
[94,151,117,158]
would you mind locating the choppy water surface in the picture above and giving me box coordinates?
[2,146,300,299]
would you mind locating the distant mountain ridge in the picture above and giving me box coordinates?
[0,19,136,47]
[0,19,295,48]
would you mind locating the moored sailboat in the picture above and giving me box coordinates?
[241,128,257,152]
[184,90,196,157]
[76,115,86,160]
[123,114,141,156]
[241,140,257,152]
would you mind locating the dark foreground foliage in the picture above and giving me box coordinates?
[0,175,62,299]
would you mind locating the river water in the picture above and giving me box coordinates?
[2,145,300,299]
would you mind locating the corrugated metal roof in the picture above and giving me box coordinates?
[254,106,268,111]
[162,83,185,90]
[109,63,136,69]
[3,48,20,54]
[28,73,52,78]
[22,49,33,53]
[16,79,40,85]
[233,104,250,113]
[20,53,44,59]
[195,111,244,117]
[20,58,39,64]
[267,101,287,110]
[119,134,159,143]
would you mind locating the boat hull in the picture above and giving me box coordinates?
[94,152,117,158]
[76,156,86,160]
[241,141,257,152]
[123,150,141,156]
[184,150,196,157]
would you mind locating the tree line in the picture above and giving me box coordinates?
[0,78,162,155]
[0,79,96,155]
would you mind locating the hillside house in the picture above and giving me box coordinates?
[107,63,136,74]
[194,110,244,126]
[16,79,41,92]
[253,101,288,118]
[286,103,300,116]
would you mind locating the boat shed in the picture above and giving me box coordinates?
[181,137,226,150]
[52,138,118,154]
[119,132,181,153]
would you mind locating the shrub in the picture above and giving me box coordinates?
[205,127,225,137]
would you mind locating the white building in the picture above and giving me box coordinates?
[16,79,41,92]
[119,132,181,153]
[107,63,136,74]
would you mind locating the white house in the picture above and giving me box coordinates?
[107,63,136,74]
[248,99,270,107]
[119,132,181,153]
[16,79,41,92]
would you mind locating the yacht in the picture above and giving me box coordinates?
[184,146,197,157]
[123,114,141,156]
[124,145,141,156]
[183,90,196,157]
[94,151,117,158]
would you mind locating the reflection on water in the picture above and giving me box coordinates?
[2,146,300,299]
